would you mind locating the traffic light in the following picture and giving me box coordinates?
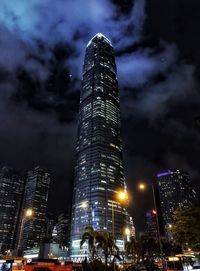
[152,209,157,216]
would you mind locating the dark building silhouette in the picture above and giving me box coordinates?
[157,169,197,239]
[145,210,157,240]
[0,167,24,254]
[70,33,128,258]
[19,166,50,251]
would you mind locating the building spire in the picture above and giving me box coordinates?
[87,32,112,47]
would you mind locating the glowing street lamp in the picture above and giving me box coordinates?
[112,190,128,240]
[124,227,131,242]
[17,208,33,254]
[25,208,33,217]
[138,183,146,191]
[117,190,128,202]
[137,181,164,267]
[124,227,131,236]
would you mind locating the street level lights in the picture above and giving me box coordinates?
[17,208,33,254]
[111,190,128,271]
[124,227,131,242]
[112,190,128,240]
[138,182,165,268]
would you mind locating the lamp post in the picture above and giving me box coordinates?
[112,190,128,240]
[111,190,128,271]
[138,182,165,268]
[17,208,33,254]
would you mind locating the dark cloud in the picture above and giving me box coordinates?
[0,0,199,229]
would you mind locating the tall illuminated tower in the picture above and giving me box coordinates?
[70,33,127,259]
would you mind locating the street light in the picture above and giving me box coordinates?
[124,227,131,242]
[124,228,131,236]
[17,208,33,254]
[138,182,165,268]
[111,190,128,271]
[112,190,128,240]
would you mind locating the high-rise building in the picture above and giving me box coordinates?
[18,166,50,251]
[70,33,128,259]
[0,167,25,254]
[157,169,197,239]
[56,213,70,249]
[145,210,157,240]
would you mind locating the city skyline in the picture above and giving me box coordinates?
[0,0,200,233]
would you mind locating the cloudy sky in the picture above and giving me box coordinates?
[0,0,200,230]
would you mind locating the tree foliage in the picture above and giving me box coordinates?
[80,224,119,262]
[171,205,200,250]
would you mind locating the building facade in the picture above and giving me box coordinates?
[56,213,70,249]
[70,33,128,259]
[19,166,50,251]
[157,169,197,239]
[0,167,24,254]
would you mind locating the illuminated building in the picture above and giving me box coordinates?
[70,33,128,259]
[19,166,50,251]
[0,167,24,253]
[157,169,197,239]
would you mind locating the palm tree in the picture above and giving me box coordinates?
[125,236,137,264]
[95,230,119,268]
[80,224,97,260]
[138,234,158,263]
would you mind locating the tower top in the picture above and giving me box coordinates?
[87,33,112,47]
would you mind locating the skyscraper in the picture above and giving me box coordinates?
[70,33,128,259]
[145,210,157,240]
[56,213,70,250]
[157,169,197,239]
[18,166,50,251]
[0,167,24,254]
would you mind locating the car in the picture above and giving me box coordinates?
[192,262,200,271]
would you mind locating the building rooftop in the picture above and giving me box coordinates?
[87,32,112,47]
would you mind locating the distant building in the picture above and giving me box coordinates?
[145,210,157,240]
[56,213,70,249]
[19,166,50,251]
[45,216,55,243]
[157,169,197,239]
[0,167,24,254]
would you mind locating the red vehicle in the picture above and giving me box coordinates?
[0,259,81,271]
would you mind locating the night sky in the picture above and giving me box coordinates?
[0,0,200,231]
